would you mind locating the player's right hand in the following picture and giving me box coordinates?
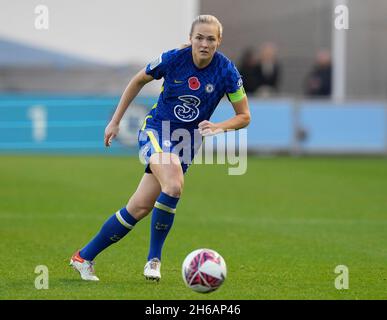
[104,121,120,147]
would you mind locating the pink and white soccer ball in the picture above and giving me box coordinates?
[182,248,227,293]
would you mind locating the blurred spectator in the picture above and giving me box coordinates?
[256,42,281,96]
[305,49,332,97]
[238,47,260,94]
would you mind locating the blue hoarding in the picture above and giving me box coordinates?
[0,94,385,154]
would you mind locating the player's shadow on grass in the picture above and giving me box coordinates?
[57,278,100,285]
[57,277,143,286]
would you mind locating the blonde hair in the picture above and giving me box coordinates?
[190,15,223,39]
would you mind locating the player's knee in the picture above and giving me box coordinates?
[126,202,153,219]
[163,179,184,198]
[137,204,154,217]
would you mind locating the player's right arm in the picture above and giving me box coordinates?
[104,68,154,147]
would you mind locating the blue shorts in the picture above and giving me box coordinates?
[138,125,202,174]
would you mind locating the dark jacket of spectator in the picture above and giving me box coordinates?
[256,61,281,92]
[305,50,332,97]
[239,48,260,94]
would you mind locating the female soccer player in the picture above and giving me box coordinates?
[70,15,250,281]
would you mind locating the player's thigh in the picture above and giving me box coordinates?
[126,173,161,219]
[149,152,184,192]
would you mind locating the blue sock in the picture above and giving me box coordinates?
[147,192,179,261]
[80,207,137,261]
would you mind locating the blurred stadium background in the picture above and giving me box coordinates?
[0,0,386,155]
[1,0,387,300]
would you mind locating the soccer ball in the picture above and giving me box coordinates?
[182,248,227,293]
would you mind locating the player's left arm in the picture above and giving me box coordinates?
[198,95,250,136]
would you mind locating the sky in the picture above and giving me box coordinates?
[0,0,198,65]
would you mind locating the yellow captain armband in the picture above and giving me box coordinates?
[226,86,246,103]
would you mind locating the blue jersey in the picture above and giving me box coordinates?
[143,46,246,130]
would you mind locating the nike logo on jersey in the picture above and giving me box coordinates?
[174,80,184,83]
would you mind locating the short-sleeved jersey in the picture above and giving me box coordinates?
[144,46,246,130]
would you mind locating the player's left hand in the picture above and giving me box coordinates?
[198,120,224,136]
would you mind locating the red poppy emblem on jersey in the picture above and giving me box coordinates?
[188,77,200,90]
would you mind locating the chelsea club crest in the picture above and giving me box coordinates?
[205,83,214,93]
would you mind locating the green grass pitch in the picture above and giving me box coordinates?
[0,155,386,299]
